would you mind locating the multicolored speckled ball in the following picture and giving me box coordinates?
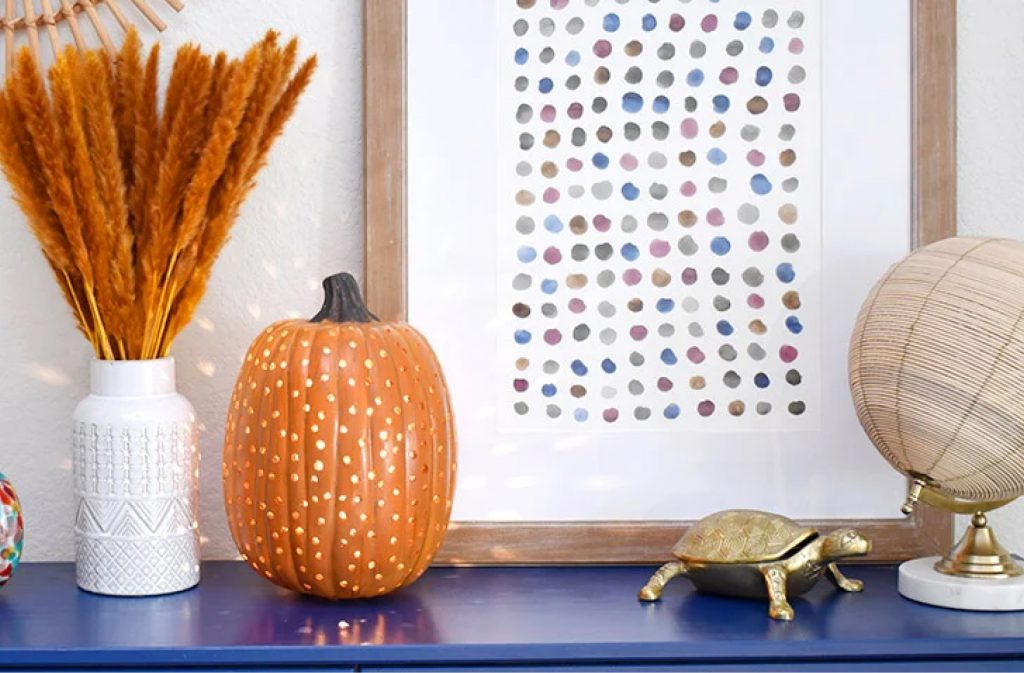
[0,473,23,588]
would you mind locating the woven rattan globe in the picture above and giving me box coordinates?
[849,237,1024,504]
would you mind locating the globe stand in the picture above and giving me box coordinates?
[935,512,1023,579]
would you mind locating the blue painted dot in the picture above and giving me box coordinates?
[514,48,529,65]
[621,243,640,261]
[517,246,536,262]
[712,95,730,113]
[734,11,751,29]
[656,298,675,313]
[707,148,727,165]
[755,66,773,86]
[544,215,564,233]
[786,316,804,333]
[664,403,681,419]
[603,13,620,32]
[574,408,589,422]
[710,236,731,255]
[541,383,557,397]
[592,152,610,169]
[686,69,705,86]
[751,174,772,195]
[642,13,657,31]
[514,330,531,344]
[571,359,589,376]
[754,372,771,389]
[565,50,580,67]
[539,77,554,93]
[622,92,643,112]
[660,348,678,365]
[716,320,734,336]
[601,358,617,374]
[759,37,775,53]
[541,278,558,294]
[622,183,640,200]
[776,263,796,283]
[652,96,670,113]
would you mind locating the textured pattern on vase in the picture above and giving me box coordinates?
[73,421,199,596]
[0,473,23,587]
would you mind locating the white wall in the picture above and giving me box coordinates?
[4,1,1024,561]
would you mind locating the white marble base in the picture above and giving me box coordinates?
[898,557,1024,611]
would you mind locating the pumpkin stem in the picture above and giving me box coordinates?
[311,273,379,323]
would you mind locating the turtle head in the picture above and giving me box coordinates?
[821,528,871,559]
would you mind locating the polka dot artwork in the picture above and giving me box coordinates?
[502,0,818,428]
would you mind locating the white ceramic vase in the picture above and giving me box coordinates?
[72,357,200,596]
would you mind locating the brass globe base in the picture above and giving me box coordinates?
[934,512,1023,579]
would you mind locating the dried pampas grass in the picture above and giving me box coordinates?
[0,30,316,359]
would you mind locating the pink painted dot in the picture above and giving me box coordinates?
[630,325,648,341]
[681,118,699,139]
[593,39,612,58]
[623,268,642,286]
[669,13,685,31]
[681,267,698,285]
[686,347,706,364]
[540,105,556,122]
[706,208,725,226]
[747,293,765,309]
[543,246,562,264]
[680,181,697,197]
[567,102,583,119]
[568,298,586,313]
[789,38,804,54]
[542,188,560,204]
[593,214,611,232]
[784,93,801,112]
[747,150,765,166]
[550,0,568,7]
[697,400,716,417]
[657,377,674,392]
[780,345,799,363]
[567,158,583,171]
[649,239,670,257]
[513,379,529,392]
[748,231,769,251]
[701,14,718,32]
[544,329,563,345]
[603,408,620,423]
[620,153,639,170]
[719,67,738,84]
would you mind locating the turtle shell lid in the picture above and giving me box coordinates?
[673,509,817,563]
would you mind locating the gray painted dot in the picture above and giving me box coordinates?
[786,369,803,385]
[747,343,766,360]
[599,328,617,345]
[788,66,806,84]
[762,9,778,27]
[679,235,699,255]
[624,123,641,141]
[539,47,555,63]
[519,133,534,150]
[711,268,730,286]
[656,44,675,62]
[684,97,698,112]
[565,75,581,91]
[543,359,559,374]
[719,344,738,361]
[629,351,645,366]
[601,386,616,400]
[625,66,643,84]
[708,177,728,193]
[572,128,587,147]
[782,177,800,193]
[571,244,590,261]
[598,301,616,318]
[683,297,700,313]
[516,216,534,234]
[651,121,669,140]
[516,104,533,124]
[597,270,615,287]
[546,404,562,419]
[540,18,555,35]
[657,71,675,88]
[634,406,652,420]
[515,161,532,177]
[515,76,529,92]
[568,185,584,198]
[687,322,703,337]
[513,19,528,36]
[738,203,760,224]
[593,97,608,113]
[723,371,741,389]
[592,181,613,199]
[788,11,805,28]
[690,40,707,58]
[595,243,613,260]
[647,212,669,230]
[649,183,668,200]
[789,401,806,416]
[628,380,645,395]
[781,233,800,252]
[514,402,529,415]
[573,324,591,341]
[713,295,731,311]
[740,124,760,141]
[541,303,558,318]
[779,124,796,141]
[756,402,772,415]
[512,273,532,290]
[726,40,744,56]
[621,216,638,233]
[566,16,584,34]
[660,323,676,337]
[742,267,764,287]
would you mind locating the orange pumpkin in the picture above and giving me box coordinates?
[223,273,456,598]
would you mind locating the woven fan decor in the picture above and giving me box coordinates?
[1,0,182,71]
[849,236,1024,503]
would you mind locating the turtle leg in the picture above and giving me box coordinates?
[761,565,795,621]
[638,561,688,601]
[826,562,864,592]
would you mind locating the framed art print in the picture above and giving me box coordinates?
[364,0,956,564]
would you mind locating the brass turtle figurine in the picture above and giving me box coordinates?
[638,510,871,620]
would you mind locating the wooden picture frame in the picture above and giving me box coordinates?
[363,0,957,565]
